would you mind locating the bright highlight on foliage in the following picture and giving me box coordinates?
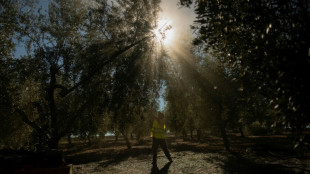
[153,19,174,46]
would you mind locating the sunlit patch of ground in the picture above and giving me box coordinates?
[73,151,226,174]
[61,134,310,174]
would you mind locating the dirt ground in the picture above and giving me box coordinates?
[61,134,310,174]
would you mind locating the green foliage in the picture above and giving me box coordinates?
[0,0,162,150]
[245,121,269,136]
[0,0,35,149]
[180,0,310,146]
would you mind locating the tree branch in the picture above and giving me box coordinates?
[60,36,152,97]
[16,108,42,132]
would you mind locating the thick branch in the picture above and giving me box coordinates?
[60,36,152,97]
[16,108,42,132]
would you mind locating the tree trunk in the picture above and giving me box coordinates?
[87,134,92,146]
[190,129,193,140]
[197,129,201,142]
[217,102,230,151]
[114,131,119,142]
[182,128,187,141]
[99,132,105,140]
[136,134,143,144]
[239,126,245,137]
[47,65,60,150]
[67,134,72,145]
[130,133,134,140]
[48,136,61,149]
[220,123,230,151]
[121,131,132,149]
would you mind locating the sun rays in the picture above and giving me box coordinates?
[152,19,175,47]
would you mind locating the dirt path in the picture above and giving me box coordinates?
[73,151,226,174]
[63,135,310,174]
[72,150,310,174]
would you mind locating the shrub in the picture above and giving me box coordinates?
[246,121,269,135]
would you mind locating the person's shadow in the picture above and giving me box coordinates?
[150,161,172,174]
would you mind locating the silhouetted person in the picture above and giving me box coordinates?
[150,111,172,168]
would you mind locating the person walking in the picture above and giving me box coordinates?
[150,111,172,168]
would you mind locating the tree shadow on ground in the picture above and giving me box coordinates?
[150,162,172,174]
[219,152,309,174]
[171,142,220,153]
[171,141,309,174]
[97,147,151,167]
[66,145,151,165]
[65,136,309,173]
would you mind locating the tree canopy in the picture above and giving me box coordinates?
[179,0,310,148]
[0,0,162,150]
[1,0,309,151]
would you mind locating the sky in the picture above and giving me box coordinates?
[13,0,196,111]
[160,0,196,36]
[157,0,196,111]
[14,0,196,57]
[13,0,49,58]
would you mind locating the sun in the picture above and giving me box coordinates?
[152,19,175,46]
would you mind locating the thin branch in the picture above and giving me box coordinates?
[60,35,153,97]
